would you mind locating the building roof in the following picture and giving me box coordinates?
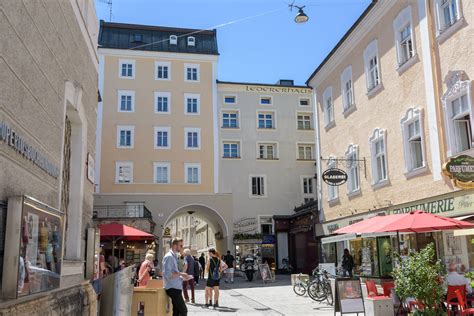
[98,20,219,55]
[217,80,311,89]
[305,0,378,85]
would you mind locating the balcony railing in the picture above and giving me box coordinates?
[93,205,152,219]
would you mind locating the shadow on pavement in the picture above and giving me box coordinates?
[190,303,239,313]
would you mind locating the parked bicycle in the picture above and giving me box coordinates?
[307,267,334,305]
[293,273,311,296]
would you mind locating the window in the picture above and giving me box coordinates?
[115,162,133,183]
[260,96,272,105]
[154,127,170,149]
[185,64,199,81]
[155,61,170,80]
[118,90,134,112]
[401,108,426,173]
[187,36,195,46]
[394,6,415,68]
[304,198,315,204]
[400,25,414,64]
[185,128,200,149]
[327,158,338,201]
[370,128,388,185]
[119,59,135,78]
[117,126,134,148]
[323,87,334,127]
[345,145,360,194]
[184,94,200,114]
[155,92,170,113]
[297,114,312,130]
[223,142,240,158]
[436,0,461,34]
[222,111,239,128]
[259,216,273,234]
[185,164,201,184]
[154,163,170,184]
[298,144,314,160]
[257,112,275,129]
[442,72,472,156]
[364,40,381,92]
[299,98,310,107]
[250,175,266,197]
[258,143,277,159]
[302,176,314,195]
[169,35,177,45]
[224,95,236,104]
[341,66,354,111]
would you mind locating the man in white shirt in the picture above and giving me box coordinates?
[447,263,472,294]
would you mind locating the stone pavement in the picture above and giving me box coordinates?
[185,275,334,316]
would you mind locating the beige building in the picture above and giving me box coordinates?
[307,0,474,276]
[94,21,233,259]
[0,0,98,314]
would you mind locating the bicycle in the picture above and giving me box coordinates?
[307,267,334,305]
[293,273,311,296]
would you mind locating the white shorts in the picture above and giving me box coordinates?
[225,268,234,274]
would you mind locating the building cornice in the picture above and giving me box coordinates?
[217,80,311,89]
[98,48,219,62]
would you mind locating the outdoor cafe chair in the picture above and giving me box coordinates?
[455,289,474,315]
[446,285,466,315]
[366,280,386,298]
[382,281,395,297]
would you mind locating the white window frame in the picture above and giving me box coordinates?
[169,35,177,45]
[221,109,240,129]
[115,161,133,184]
[223,95,237,104]
[184,93,200,115]
[299,97,311,107]
[187,36,195,46]
[153,162,171,184]
[327,157,339,202]
[184,63,200,82]
[297,112,313,130]
[117,90,135,112]
[369,128,389,188]
[154,92,171,114]
[345,144,360,196]
[441,71,473,157]
[260,96,273,105]
[258,215,274,234]
[222,140,241,159]
[184,163,201,184]
[393,6,416,72]
[322,87,334,128]
[119,59,135,79]
[340,66,355,113]
[257,141,279,160]
[435,0,463,39]
[300,175,315,197]
[154,126,171,149]
[155,61,171,81]
[249,174,267,198]
[184,127,201,150]
[363,40,381,94]
[256,110,276,130]
[401,108,427,176]
[297,143,315,160]
[116,125,135,148]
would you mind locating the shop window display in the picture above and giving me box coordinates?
[350,238,379,277]
[321,243,337,264]
[18,200,62,296]
[377,237,393,277]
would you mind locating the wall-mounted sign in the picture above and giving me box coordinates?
[245,85,312,94]
[163,227,171,238]
[0,121,59,178]
[322,168,348,186]
[87,153,95,184]
[233,217,258,234]
[443,155,474,189]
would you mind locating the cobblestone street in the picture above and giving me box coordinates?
[186,275,334,316]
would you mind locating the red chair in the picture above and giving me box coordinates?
[381,281,395,297]
[455,289,474,315]
[366,280,385,297]
[446,285,466,315]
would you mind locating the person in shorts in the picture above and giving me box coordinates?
[222,250,235,284]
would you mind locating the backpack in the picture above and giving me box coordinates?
[211,258,221,280]
[193,260,200,276]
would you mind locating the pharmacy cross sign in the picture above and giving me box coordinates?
[443,155,474,189]
[322,168,348,186]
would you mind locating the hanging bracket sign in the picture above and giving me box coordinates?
[322,168,348,186]
[443,155,474,189]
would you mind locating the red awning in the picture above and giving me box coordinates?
[98,222,154,240]
[335,210,474,234]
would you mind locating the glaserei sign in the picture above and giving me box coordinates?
[322,168,348,186]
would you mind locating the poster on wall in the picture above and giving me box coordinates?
[334,278,365,315]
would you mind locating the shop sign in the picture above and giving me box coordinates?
[0,121,59,178]
[233,217,258,234]
[163,227,171,238]
[245,85,312,94]
[262,235,276,244]
[443,155,474,189]
[87,153,95,184]
[322,168,348,186]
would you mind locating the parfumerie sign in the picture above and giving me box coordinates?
[0,121,59,178]
[443,155,474,189]
[245,85,312,94]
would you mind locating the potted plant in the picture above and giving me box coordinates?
[392,244,446,316]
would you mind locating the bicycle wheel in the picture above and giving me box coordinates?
[324,282,334,305]
[308,282,327,302]
[293,283,306,296]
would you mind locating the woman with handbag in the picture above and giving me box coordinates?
[138,253,154,286]
[205,248,227,308]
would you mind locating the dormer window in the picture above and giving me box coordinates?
[187,36,195,47]
[170,35,177,45]
[132,34,143,43]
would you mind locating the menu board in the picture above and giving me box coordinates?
[258,263,274,283]
[334,278,365,315]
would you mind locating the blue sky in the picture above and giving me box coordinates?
[95,0,371,85]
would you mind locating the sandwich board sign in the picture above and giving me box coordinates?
[334,278,365,315]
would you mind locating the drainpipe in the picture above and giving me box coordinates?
[311,87,325,227]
